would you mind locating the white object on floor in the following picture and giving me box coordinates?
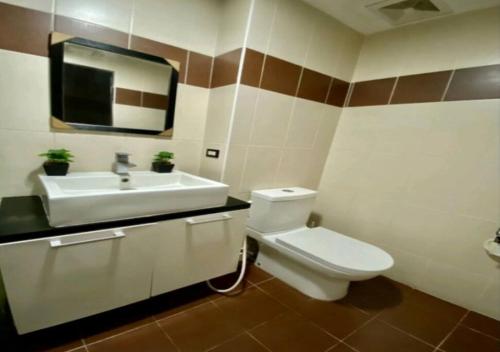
[483,239,500,263]
[247,187,394,301]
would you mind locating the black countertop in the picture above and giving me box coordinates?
[0,196,250,244]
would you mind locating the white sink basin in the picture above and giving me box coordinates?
[39,171,229,227]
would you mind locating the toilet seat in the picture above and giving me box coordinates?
[275,227,393,276]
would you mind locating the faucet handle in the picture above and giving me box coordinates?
[115,152,130,163]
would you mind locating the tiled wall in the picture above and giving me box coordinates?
[315,8,500,320]
[201,0,363,199]
[0,0,219,197]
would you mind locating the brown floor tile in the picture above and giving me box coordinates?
[441,325,500,352]
[87,323,176,352]
[345,320,434,352]
[213,286,288,329]
[259,278,313,312]
[79,301,154,344]
[342,276,413,315]
[151,282,216,321]
[461,311,500,340]
[378,289,466,345]
[158,301,243,351]
[297,298,371,339]
[209,333,269,352]
[250,311,338,352]
[328,342,358,352]
[245,264,273,285]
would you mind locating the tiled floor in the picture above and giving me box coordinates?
[1,264,499,352]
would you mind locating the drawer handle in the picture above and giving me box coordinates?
[49,230,126,248]
[185,214,232,225]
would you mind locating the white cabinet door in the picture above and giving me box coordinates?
[0,223,157,334]
[151,209,248,296]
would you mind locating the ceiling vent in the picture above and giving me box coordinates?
[367,0,453,25]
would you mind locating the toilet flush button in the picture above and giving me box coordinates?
[282,189,294,193]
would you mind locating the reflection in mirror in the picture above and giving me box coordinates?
[50,36,178,136]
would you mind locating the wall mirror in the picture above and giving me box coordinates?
[50,33,179,137]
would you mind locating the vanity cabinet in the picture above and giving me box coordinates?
[0,223,158,334]
[0,208,248,334]
[151,210,247,295]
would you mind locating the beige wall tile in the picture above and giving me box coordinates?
[353,7,500,81]
[0,130,55,197]
[249,90,294,147]
[304,11,362,80]
[274,148,314,188]
[1,0,52,12]
[240,146,281,193]
[230,85,259,145]
[0,50,50,132]
[199,143,225,181]
[222,144,247,195]
[216,0,252,56]
[203,85,236,144]
[132,0,220,56]
[55,0,134,33]
[266,0,315,65]
[246,0,278,52]
[474,279,500,320]
[284,98,324,149]
[172,140,202,174]
[173,84,209,142]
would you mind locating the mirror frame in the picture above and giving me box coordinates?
[49,32,179,137]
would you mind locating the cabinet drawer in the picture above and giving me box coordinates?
[152,209,248,295]
[0,223,157,334]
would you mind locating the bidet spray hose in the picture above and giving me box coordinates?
[206,237,248,293]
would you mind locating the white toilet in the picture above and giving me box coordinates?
[247,187,394,301]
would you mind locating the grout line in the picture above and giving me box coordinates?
[387,76,399,104]
[204,332,248,352]
[434,310,469,351]
[440,70,455,101]
[378,319,438,349]
[50,0,56,31]
[324,77,334,104]
[344,82,355,107]
[462,325,500,342]
[246,331,273,351]
[155,299,213,324]
[184,51,191,84]
[155,319,181,352]
[339,312,380,342]
[83,321,157,348]
[208,56,215,88]
[127,0,135,49]
[252,276,275,286]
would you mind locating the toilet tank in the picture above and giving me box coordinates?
[247,187,317,233]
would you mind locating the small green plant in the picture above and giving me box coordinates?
[39,149,74,164]
[154,151,174,164]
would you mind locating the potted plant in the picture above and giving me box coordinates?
[39,148,74,176]
[152,151,175,173]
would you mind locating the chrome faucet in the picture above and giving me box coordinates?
[113,152,136,190]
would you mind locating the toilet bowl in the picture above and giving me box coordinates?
[247,187,394,301]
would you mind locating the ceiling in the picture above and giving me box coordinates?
[302,0,500,34]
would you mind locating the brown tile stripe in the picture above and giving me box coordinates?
[115,87,141,107]
[0,2,50,56]
[54,15,128,49]
[241,48,265,87]
[391,70,452,104]
[260,54,302,96]
[445,64,500,101]
[327,79,350,107]
[186,51,213,88]
[348,77,397,107]
[0,3,498,105]
[211,48,242,88]
[115,87,168,110]
[142,92,169,110]
[297,68,332,103]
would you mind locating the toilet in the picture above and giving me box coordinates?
[247,187,394,301]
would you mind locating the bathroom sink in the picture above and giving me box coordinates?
[39,171,229,227]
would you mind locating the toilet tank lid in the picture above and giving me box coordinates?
[251,187,317,201]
